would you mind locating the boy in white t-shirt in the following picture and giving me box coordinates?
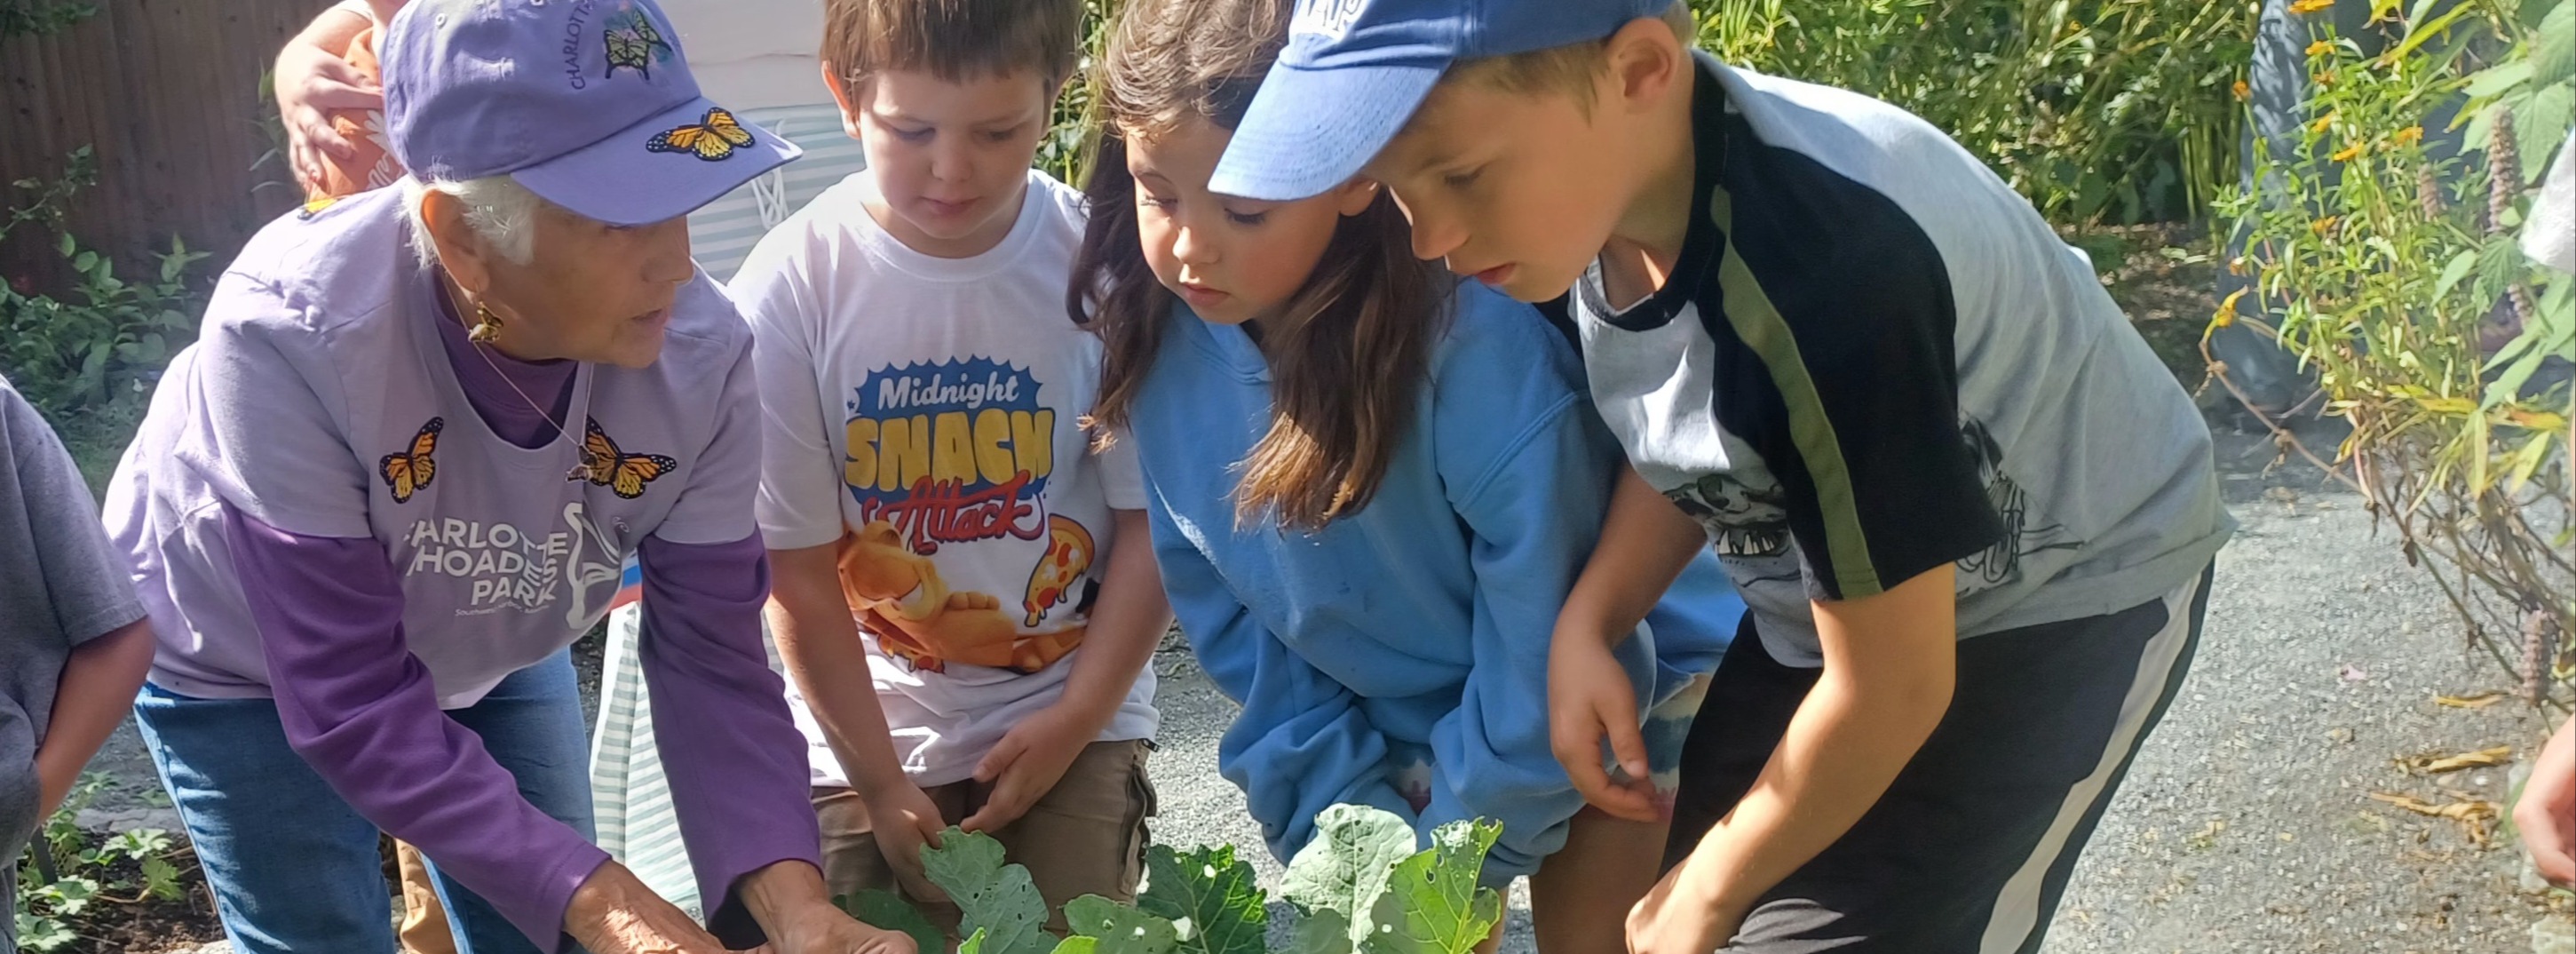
[727,0,1169,930]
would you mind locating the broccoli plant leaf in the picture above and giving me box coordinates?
[1359,819,1504,954]
[1064,894,1181,954]
[922,827,1056,954]
[838,888,945,954]
[1282,906,1356,954]
[1137,844,1268,954]
[1280,804,1415,946]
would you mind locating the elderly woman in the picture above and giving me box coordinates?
[99,2,909,953]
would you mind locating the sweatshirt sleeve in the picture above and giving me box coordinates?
[1422,391,1659,885]
[633,533,821,949]
[1144,494,1419,865]
[226,505,608,951]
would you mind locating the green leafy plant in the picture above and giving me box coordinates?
[0,0,95,39]
[1035,0,1114,187]
[842,805,1505,954]
[14,775,196,952]
[2214,0,2572,709]
[1692,0,2252,226]
[0,147,210,425]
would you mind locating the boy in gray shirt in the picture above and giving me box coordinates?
[1,374,155,953]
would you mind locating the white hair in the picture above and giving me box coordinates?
[400,174,543,270]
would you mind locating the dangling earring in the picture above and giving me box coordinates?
[468,300,503,345]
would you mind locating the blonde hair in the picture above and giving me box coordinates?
[1444,3,1696,109]
[821,0,1084,87]
[400,174,541,270]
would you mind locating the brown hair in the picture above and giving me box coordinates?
[1069,0,1450,530]
[821,0,1085,87]
[1444,3,1696,109]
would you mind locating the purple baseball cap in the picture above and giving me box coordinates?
[383,0,802,227]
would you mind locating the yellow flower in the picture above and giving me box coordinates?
[2332,142,2363,162]
[2311,215,2340,235]
[2232,79,2252,101]
[2228,256,2251,276]
[2213,288,2247,328]
[2306,39,2334,56]
[2291,0,2334,12]
[2312,112,2337,133]
[2392,125,2423,145]
[2315,69,2335,86]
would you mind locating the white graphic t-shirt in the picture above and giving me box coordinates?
[731,168,1155,787]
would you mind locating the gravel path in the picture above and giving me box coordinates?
[107,418,2576,953]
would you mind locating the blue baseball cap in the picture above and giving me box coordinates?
[383,0,801,227]
[1209,0,1674,201]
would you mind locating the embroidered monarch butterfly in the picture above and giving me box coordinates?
[646,107,756,162]
[602,10,672,79]
[379,417,442,504]
[570,418,677,499]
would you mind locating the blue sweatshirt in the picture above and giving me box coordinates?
[1129,282,1746,881]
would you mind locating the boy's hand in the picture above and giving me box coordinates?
[859,780,948,902]
[961,705,1102,832]
[1550,631,1659,823]
[2516,714,2576,887]
[1627,857,1745,954]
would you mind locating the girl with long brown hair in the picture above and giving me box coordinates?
[1066,0,1744,949]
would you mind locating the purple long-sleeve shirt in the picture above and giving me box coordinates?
[205,274,819,950]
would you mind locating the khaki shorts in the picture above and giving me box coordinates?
[815,738,1156,933]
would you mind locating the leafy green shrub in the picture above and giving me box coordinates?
[1691,0,2252,225]
[1037,0,1114,187]
[844,805,1506,954]
[2215,0,2572,707]
[0,0,95,39]
[0,147,210,425]
[13,775,193,953]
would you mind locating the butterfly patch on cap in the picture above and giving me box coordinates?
[601,7,673,79]
[646,107,756,161]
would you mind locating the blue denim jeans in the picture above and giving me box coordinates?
[133,652,591,954]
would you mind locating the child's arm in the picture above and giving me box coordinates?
[1145,498,1416,860]
[1425,394,1687,884]
[35,618,154,816]
[729,258,947,901]
[4,381,153,818]
[1632,568,1954,952]
[1550,465,1715,821]
[274,3,376,189]
[961,507,1169,832]
[766,543,947,899]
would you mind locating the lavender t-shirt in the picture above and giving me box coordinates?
[102,187,814,948]
[110,188,754,705]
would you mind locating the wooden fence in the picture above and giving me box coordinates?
[1,0,314,290]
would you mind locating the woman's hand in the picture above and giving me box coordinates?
[2515,714,2576,887]
[567,862,729,954]
[741,862,920,954]
[273,9,378,191]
